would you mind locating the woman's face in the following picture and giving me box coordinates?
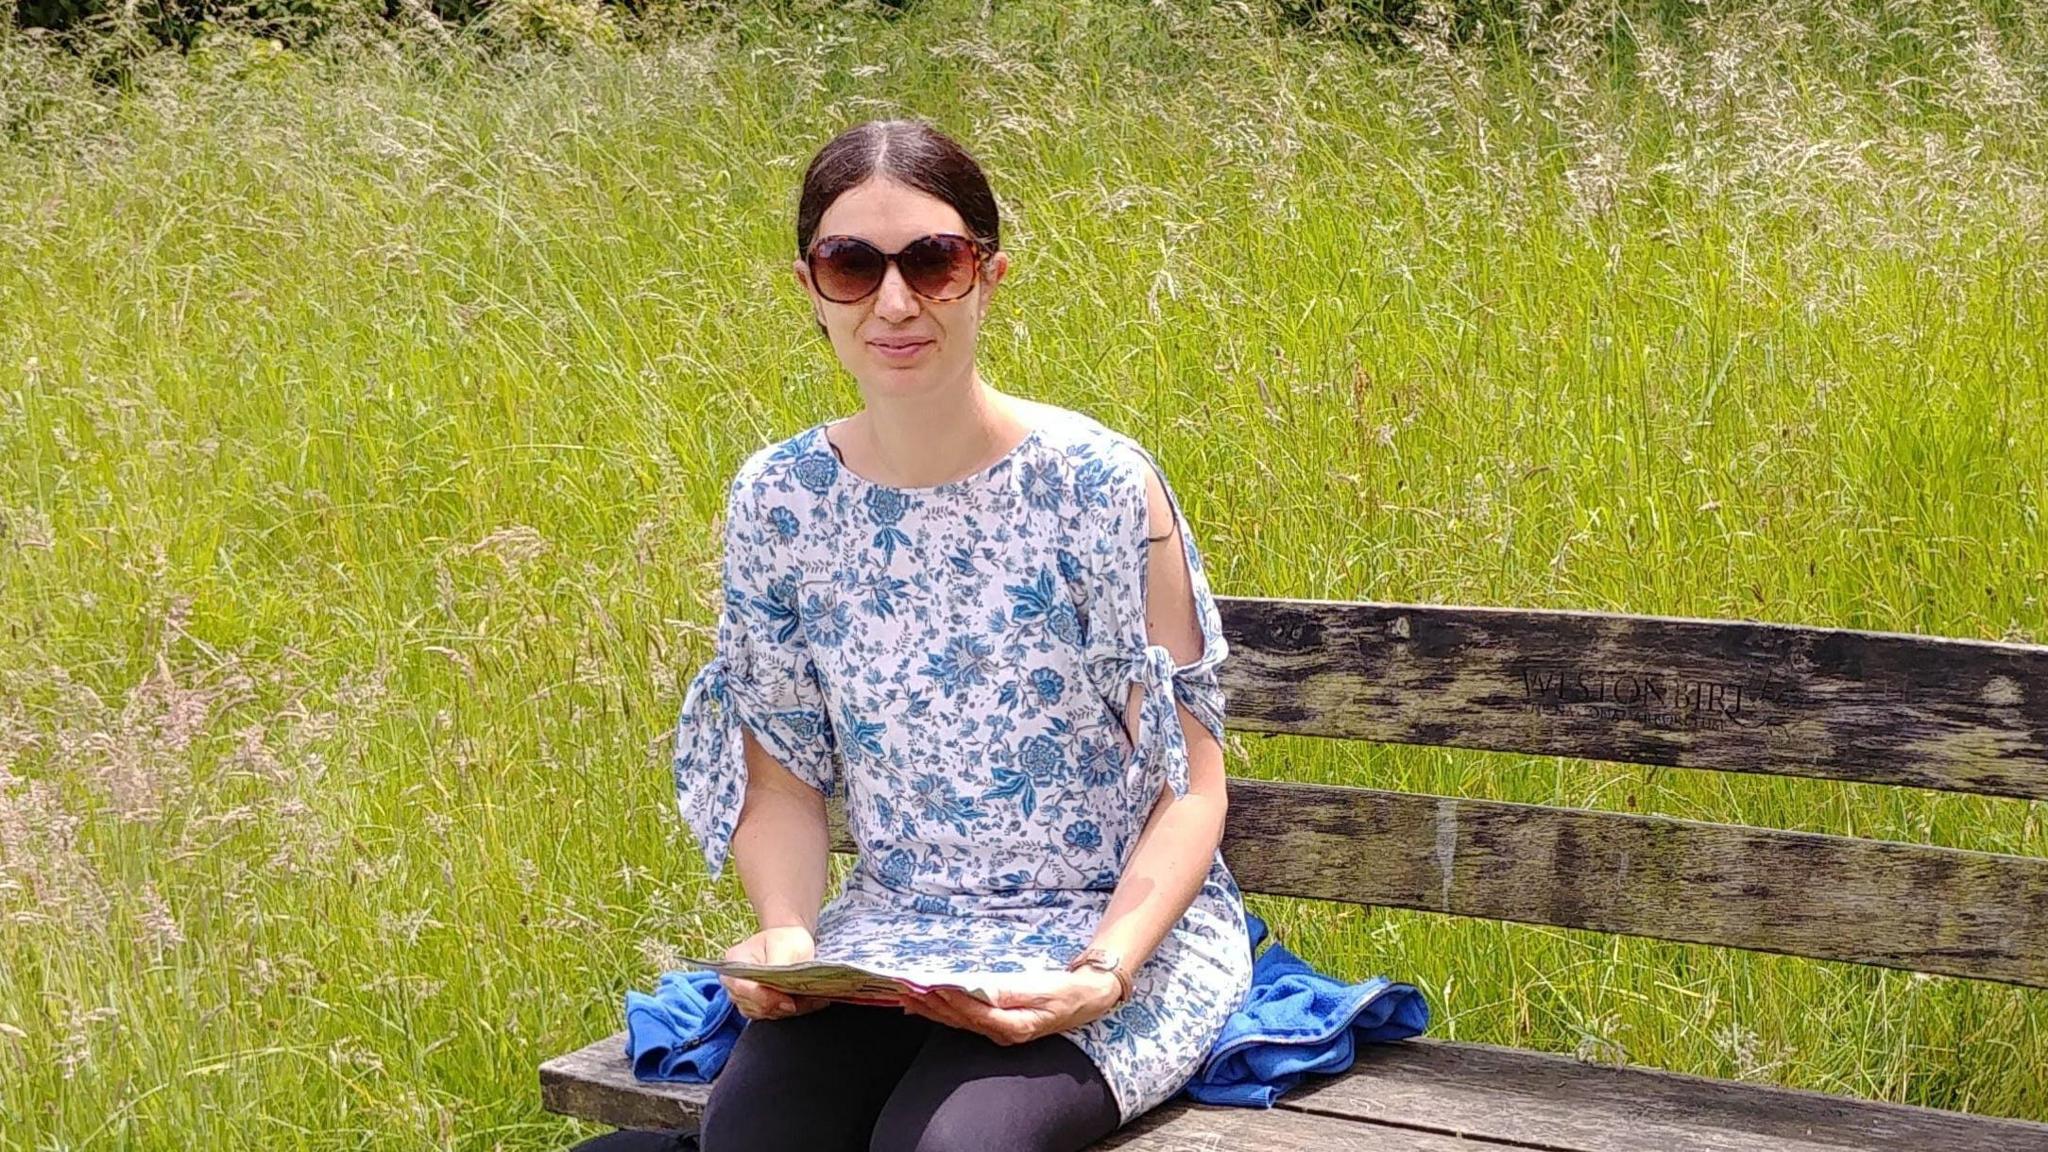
[792,176,1009,399]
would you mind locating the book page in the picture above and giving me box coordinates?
[681,956,1003,1005]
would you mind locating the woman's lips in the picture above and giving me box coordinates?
[870,340,932,362]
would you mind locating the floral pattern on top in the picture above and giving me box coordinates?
[670,405,1252,1125]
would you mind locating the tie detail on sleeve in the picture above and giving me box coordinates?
[1090,632,1228,802]
[671,653,748,881]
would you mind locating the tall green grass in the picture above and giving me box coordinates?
[2,0,2044,1146]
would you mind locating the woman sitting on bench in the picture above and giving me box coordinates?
[576,116,1252,1152]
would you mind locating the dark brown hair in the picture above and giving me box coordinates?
[795,119,1002,260]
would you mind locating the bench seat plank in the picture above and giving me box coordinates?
[540,1031,1508,1149]
[1097,1096,1500,1150]
[1220,778,2048,987]
[541,1034,708,1133]
[1283,1037,2048,1152]
[539,1031,2048,1151]
[1216,597,2048,799]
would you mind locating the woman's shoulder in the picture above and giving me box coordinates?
[1025,403,1195,565]
[728,422,836,510]
[1021,401,1162,491]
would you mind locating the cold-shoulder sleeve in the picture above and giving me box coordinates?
[1081,440,1230,801]
[670,469,839,880]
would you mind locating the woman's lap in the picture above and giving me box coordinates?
[569,1002,1119,1152]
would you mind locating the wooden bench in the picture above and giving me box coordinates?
[542,598,2048,1150]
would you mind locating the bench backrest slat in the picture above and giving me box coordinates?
[1221,779,2048,988]
[1215,598,2048,799]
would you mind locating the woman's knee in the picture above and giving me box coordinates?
[867,1038,1118,1152]
[701,1005,932,1151]
[868,1098,979,1152]
[695,1017,816,1149]
[697,1073,767,1149]
[870,1097,1112,1152]
[699,1037,843,1150]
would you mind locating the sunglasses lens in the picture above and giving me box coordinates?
[899,235,979,299]
[812,237,886,302]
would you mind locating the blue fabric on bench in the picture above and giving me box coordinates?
[623,970,745,1081]
[1182,911,1429,1107]
[623,912,1426,1107]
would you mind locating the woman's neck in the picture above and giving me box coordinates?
[839,380,1033,488]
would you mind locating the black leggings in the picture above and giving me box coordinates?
[569,1002,1121,1152]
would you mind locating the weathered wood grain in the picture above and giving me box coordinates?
[540,1034,708,1132]
[1214,598,2048,799]
[540,1031,1506,1149]
[1287,1036,2048,1152]
[1217,778,2048,987]
[1097,1096,1496,1150]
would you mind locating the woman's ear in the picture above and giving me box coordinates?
[975,251,1008,323]
[794,258,827,337]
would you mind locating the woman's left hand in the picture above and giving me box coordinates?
[898,967,1126,1046]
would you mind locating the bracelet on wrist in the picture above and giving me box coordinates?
[1066,946,1134,1004]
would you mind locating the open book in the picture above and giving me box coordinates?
[681,956,1004,1007]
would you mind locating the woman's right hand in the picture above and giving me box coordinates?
[721,925,830,1021]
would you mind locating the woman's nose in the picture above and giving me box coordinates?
[873,263,920,320]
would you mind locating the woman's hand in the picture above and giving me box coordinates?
[898,967,1125,1046]
[720,925,831,1021]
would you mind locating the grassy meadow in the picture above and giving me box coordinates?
[3,0,2046,1146]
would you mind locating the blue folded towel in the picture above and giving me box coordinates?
[1181,911,1429,1106]
[624,912,1426,1108]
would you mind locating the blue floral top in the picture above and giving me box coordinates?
[669,404,1253,1124]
